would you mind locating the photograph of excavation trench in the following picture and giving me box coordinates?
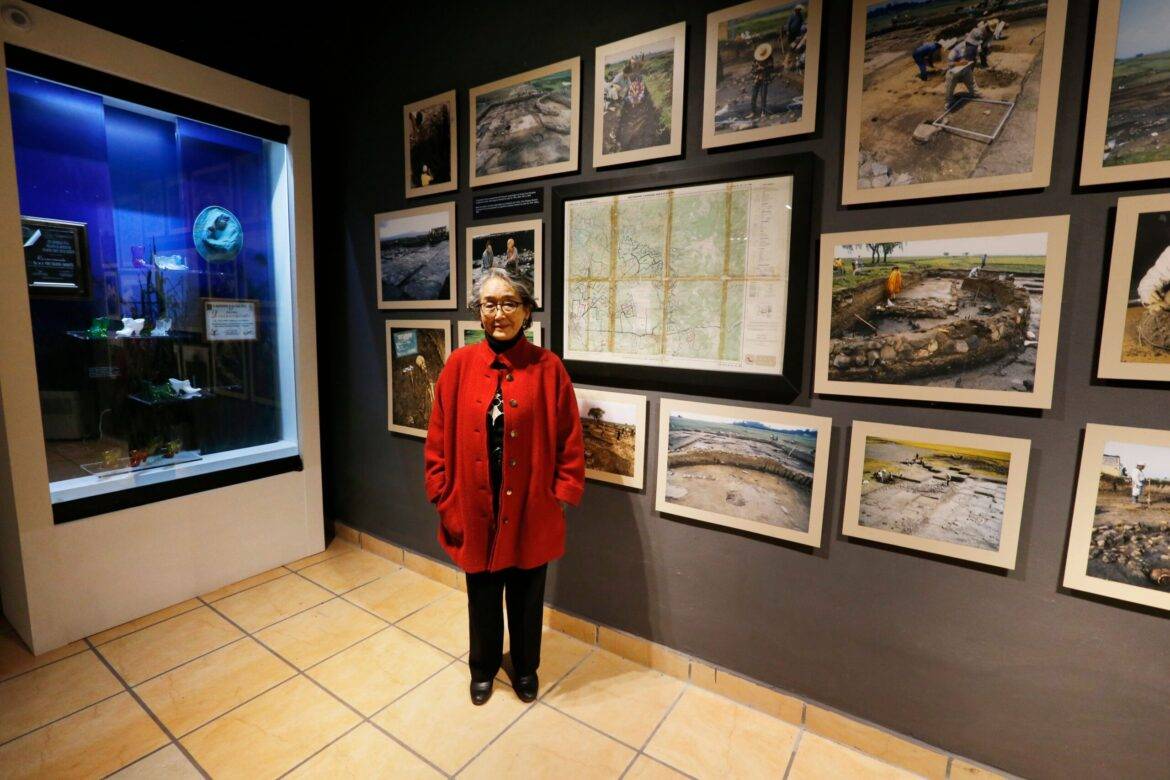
[1089,442,1170,594]
[827,232,1049,395]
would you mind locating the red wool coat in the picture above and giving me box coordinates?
[424,338,585,573]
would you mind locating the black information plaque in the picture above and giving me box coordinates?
[22,216,89,296]
[472,188,544,220]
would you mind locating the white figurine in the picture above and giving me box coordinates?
[168,378,201,397]
[115,317,145,337]
[152,317,172,336]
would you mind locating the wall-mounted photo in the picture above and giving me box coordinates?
[577,388,647,489]
[465,219,542,308]
[1098,194,1170,381]
[1081,1,1170,186]
[456,320,542,348]
[655,399,831,547]
[841,0,1067,204]
[386,320,449,438]
[374,202,456,310]
[702,0,821,149]
[1064,423,1170,612]
[404,89,457,198]
[594,22,686,168]
[815,216,1068,409]
[842,421,1030,569]
[469,58,580,188]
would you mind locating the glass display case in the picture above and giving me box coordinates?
[9,53,301,520]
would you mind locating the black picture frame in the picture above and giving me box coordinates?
[550,153,814,404]
[22,215,91,297]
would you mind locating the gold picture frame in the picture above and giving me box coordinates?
[814,215,1069,409]
[1063,423,1170,612]
[464,218,543,308]
[386,319,450,438]
[374,201,456,310]
[403,89,458,199]
[840,0,1067,205]
[469,58,581,188]
[577,387,648,489]
[842,420,1030,569]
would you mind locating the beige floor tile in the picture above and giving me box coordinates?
[181,676,360,780]
[543,648,685,748]
[109,744,202,779]
[254,598,385,669]
[461,703,635,779]
[0,620,87,683]
[212,573,333,633]
[134,638,296,737]
[0,649,122,743]
[0,692,168,780]
[299,550,399,593]
[646,686,800,779]
[344,567,452,623]
[308,626,449,716]
[97,606,243,686]
[397,591,468,656]
[360,532,405,564]
[598,627,689,680]
[530,627,594,692]
[372,662,528,774]
[789,732,920,780]
[702,668,804,725]
[200,567,289,603]
[287,722,441,779]
[626,755,690,779]
[805,706,948,779]
[89,599,202,646]
[403,551,461,588]
[286,538,357,571]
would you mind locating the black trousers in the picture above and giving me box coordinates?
[465,564,547,683]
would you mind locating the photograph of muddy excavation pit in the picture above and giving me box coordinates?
[1088,446,1170,594]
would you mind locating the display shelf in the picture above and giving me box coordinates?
[80,449,202,478]
[66,330,192,342]
[128,390,210,407]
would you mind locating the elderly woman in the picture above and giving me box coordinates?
[424,267,585,706]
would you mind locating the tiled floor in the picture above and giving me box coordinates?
[0,539,955,779]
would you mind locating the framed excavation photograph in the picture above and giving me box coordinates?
[552,154,813,404]
[386,320,450,438]
[842,420,1030,569]
[577,387,648,489]
[1064,423,1170,611]
[1099,194,1170,380]
[814,216,1069,409]
[469,58,581,188]
[655,398,831,547]
[456,320,542,348]
[1081,1,1170,186]
[374,202,456,310]
[840,0,1067,205]
[404,89,457,198]
[465,219,543,307]
[594,22,687,168]
[211,339,250,401]
[702,0,822,149]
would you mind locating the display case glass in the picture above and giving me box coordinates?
[9,59,300,519]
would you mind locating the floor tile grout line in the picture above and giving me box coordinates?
[272,719,371,780]
[365,657,462,724]
[169,664,299,741]
[200,566,295,605]
[87,600,204,650]
[448,695,544,776]
[99,628,248,691]
[782,727,804,780]
[0,686,124,749]
[97,740,177,780]
[0,643,91,686]
[83,638,212,780]
[637,679,688,753]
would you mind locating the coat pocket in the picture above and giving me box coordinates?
[437,489,463,547]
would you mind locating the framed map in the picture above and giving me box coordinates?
[551,155,811,402]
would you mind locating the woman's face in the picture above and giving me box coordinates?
[479,277,529,342]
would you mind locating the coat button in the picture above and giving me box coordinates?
[506,374,514,381]
[506,489,513,496]
[509,430,517,438]
[509,399,518,407]
[509,459,517,467]
[503,518,509,524]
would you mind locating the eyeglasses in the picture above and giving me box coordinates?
[479,299,523,314]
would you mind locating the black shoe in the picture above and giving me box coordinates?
[514,673,538,703]
[470,680,493,706]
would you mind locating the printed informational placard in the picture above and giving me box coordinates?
[204,298,258,341]
[22,216,89,295]
[473,188,544,220]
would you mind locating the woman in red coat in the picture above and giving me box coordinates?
[424,267,585,706]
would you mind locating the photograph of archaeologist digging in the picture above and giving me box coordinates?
[1088,441,1170,594]
[1118,209,1170,365]
[845,0,1064,200]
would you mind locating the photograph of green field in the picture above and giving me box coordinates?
[1103,0,1170,168]
[600,38,674,154]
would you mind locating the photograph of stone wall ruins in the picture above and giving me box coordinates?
[1090,442,1170,592]
[664,413,817,531]
[856,0,1050,190]
[828,232,1047,392]
[475,70,573,177]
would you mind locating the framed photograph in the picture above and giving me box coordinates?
[702,0,821,149]
[1099,194,1170,380]
[1081,1,1170,186]
[840,0,1067,205]
[814,216,1069,409]
[456,320,542,348]
[655,398,831,547]
[552,154,813,404]
[465,219,543,307]
[842,420,1030,568]
[594,22,687,168]
[386,320,450,438]
[404,89,458,198]
[577,387,648,489]
[374,202,456,310]
[211,339,250,400]
[22,216,90,297]
[1064,423,1170,611]
[469,58,581,188]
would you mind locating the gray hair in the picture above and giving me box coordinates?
[468,267,536,327]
